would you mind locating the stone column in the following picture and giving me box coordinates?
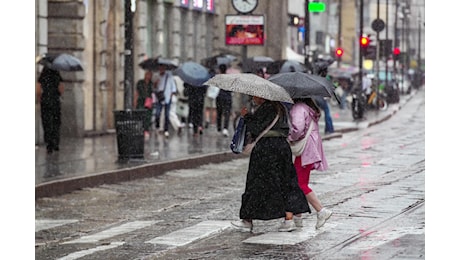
[36,0,48,145]
[47,0,86,137]
[170,7,181,61]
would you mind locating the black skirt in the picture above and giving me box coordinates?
[239,137,311,220]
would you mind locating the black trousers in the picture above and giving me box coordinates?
[41,103,61,151]
[216,97,232,131]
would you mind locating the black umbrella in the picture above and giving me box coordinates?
[328,67,359,79]
[240,56,274,73]
[174,61,211,86]
[139,57,178,70]
[268,71,340,104]
[266,59,306,74]
[37,53,83,71]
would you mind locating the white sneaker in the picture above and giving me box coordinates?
[278,219,296,232]
[222,128,229,137]
[231,220,253,232]
[293,215,303,227]
[164,131,169,137]
[316,208,332,229]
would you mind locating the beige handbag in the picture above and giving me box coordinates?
[289,121,314,157]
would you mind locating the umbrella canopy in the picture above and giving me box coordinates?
[203,73,293,104]
[240,56,274,73]
[268,72,340,103]
[328,67,359,79]
[139,57,178,70]
[266,59,306,74]
[174,61,211,86]
[37,53,83,71]
[201,54,237,69]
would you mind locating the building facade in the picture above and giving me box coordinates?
[35,0,290,141]
[35,0,423,142]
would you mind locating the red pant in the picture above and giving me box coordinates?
[294,157,313,195]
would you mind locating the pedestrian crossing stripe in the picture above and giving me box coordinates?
[35,219,79,232]
[146,220,232,247]
[56,242,125,260]
[62,220,159,244]
[243,223,336,245]
[347,226,424,250]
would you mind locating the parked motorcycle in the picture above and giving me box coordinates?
[351,88,366,120]
[366,84,388,111]
[350,84,388,120]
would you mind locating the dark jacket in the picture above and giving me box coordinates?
[244,101,289,140]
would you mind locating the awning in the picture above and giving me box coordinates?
[286,47,305,64]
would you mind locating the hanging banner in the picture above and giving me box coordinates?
[225,15,265,46]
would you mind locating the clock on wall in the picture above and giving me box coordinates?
[231,0,258,14]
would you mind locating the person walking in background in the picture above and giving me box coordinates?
[154,64,177,138]
[36,66,64,154]
[184,82,207,137]
[134,70,154,138]
[313,64,335,134]
[338,77,353,110]
[288,97,332,229]
[231,96,310,232]
[215,64,232,137]
[204,69,218,129]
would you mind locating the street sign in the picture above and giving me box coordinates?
[371,19,385,32]
[309,2,326,12]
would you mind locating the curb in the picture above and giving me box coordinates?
[36,151,240,199]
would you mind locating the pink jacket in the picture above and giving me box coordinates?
[288,102,328,171]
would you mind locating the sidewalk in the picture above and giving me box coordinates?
[35,91,416,198]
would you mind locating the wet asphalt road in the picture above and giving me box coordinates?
[35,89,425,259]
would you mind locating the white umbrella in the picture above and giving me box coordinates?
[203,73,293,104]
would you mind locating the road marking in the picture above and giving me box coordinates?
[146,220,232,247]
[56,242,125,260]
[243,223,337,245]
[35,219,79,232]
[63,220,159,244]
[347,226,425,250]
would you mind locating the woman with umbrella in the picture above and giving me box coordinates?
[36,66,64,154]
[231,96,310,232]
[288,97,332,229]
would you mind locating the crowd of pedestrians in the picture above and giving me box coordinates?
[37,58,334,233]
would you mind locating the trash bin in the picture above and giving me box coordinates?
[113,110,146,160]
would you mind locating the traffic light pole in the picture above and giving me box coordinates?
[304,0,311,72]
[337,0,342,68]
[375,0,380,109]
[394,0,398,76]
[385,0,389,92]
[124,0,134,110]
[358,0,363,92]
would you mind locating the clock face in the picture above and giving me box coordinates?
[232,0,258,14]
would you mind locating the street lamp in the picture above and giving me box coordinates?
[124,0,135,110]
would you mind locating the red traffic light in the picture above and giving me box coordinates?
[360,36,370,47]
[393,47,401,55]
[335,48,344,57]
